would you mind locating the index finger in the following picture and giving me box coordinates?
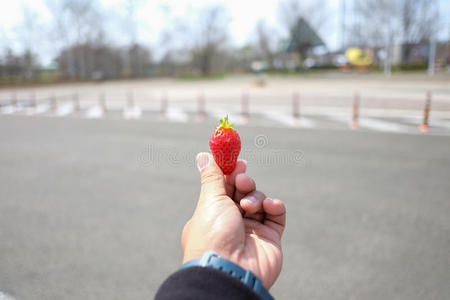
[224,159,247,198]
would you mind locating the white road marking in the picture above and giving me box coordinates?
[25,103,50,115]
[432,121,450,129]
[1,105,18,114]
[166,107,188,122]
[403,117,450,129]
[85,105,104,118]
[56,103,75,116]
[123,105,142,119]
[262,111,316,128]
[328,115,410,133]
[358,118,410,133]
[0,291,15,300]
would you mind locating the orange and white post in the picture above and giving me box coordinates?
[350,90,360,129]
[51,93,57,114]
[419,90,431,133]
[11,91,17,108]
[73,93,80,113]
[160,92,168,120]
[292,91,300,126]
[31,91,36,109]
[241,91,249,124]
[99,93,107,114]
[196,92,206,122]
[127,91,134,109]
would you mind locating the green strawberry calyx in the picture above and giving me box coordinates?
[217,115,235,131]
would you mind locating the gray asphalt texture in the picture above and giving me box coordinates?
[0,115,449,300]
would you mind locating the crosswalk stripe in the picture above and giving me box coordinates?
[1,105,18,114]
[166,107,188,122]
[402,117,450,129]
[430,120,450,129]
[85,106,104,118]
[56,104,74,116]
[123,106,142,119]
[358,117,410,133]
[0,291,15,300]
[328,115,410,133]
[262,111,316,128]
[25,103,50,115]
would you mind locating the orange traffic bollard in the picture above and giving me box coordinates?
[419,90,431,133]
[292,91,300,126]
[99,93,107,113]
[127,91,134,108]
[241,91,249,124]
[350,90,360,129]
[51,93,57,113]
[196,92,206,122]
[11,91,17,107]
[31,91,36,109]
[160,92,168,120]
[73,93,80,113]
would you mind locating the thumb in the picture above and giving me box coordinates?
[196,152,227,199]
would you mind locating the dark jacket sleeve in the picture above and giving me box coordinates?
[155,266,262,300]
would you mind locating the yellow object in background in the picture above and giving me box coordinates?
[345,48,372,66]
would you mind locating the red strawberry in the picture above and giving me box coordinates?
[209,115,241,175]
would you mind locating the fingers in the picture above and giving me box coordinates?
[234,173,256,202]
[263,198,286,237]
[196,152,227,200]
[224,160,247,198]
[240,190,266,222]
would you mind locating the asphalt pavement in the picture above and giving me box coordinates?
[0,115,449,300]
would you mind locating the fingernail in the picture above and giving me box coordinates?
[242,195,257,205]
[196,152,210,172]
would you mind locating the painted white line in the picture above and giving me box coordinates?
[262,111,316,128]
[430,120,450,129]
[403,117,450,129]
[0,291,15,300]
[327,114,350,123]
[166,107,188,122]
[401,116,422,125]
[85,105,104,118]
[25,103,50,116]
[212,110,244,125]
[123,105,142,119]
[358,118,411,133]
[56,103,75,116]
[327,115,411,133]
[1,105,17,114]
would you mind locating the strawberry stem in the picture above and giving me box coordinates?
[219,115,235,129]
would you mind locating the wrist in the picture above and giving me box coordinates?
[180,251,274,300]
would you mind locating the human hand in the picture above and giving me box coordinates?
[181,152,286,289]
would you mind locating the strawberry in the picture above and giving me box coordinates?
[209,115,241,175]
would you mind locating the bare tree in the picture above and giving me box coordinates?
[191,5,230,76]
[278,0,328,34]
[46,0,106,79]
[400,0,439,60]
[255,20,276,68]
[13,6,44,79]
[348,0,440,75]
[128,44,152,77]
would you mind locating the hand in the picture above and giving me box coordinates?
[181,152,286,289]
